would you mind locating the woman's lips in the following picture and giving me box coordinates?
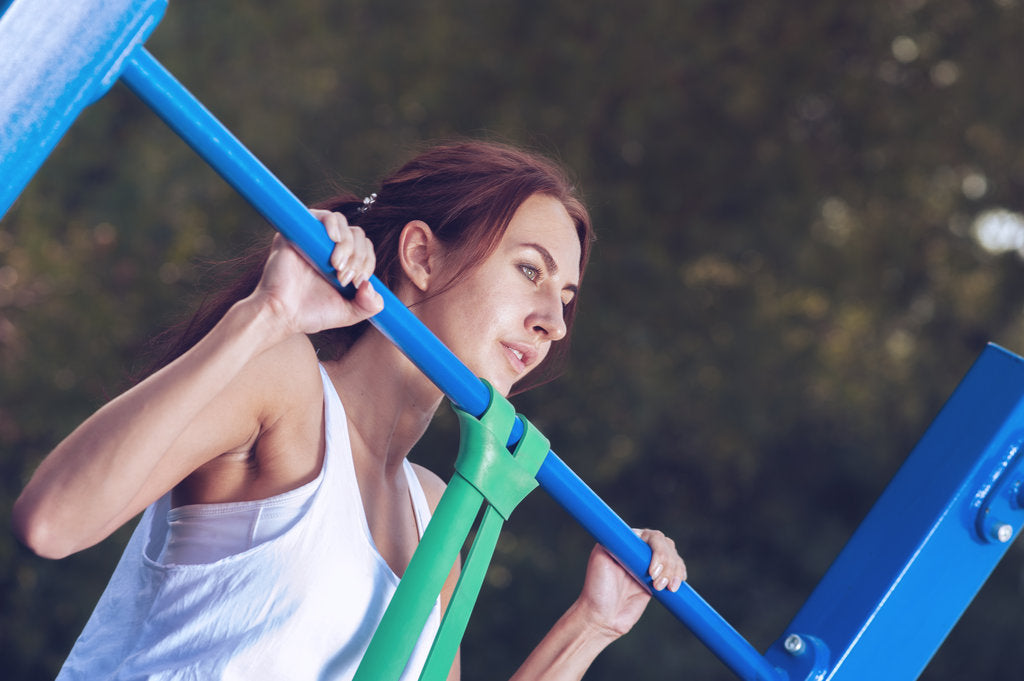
[502,342,530,373]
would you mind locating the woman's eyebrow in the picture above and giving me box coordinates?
[523,242,579,294]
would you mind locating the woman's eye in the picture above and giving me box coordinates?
[518,264,539,281]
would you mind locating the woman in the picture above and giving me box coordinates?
[13,141,686,680]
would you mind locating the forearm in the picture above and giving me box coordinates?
[12,294,292,557]
[509,600,619,681]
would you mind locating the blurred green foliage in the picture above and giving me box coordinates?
[4,0,1024,679]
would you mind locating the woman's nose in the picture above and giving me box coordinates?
[530,293,567,341]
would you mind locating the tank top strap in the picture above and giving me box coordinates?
[402,460,434,539]
[317,364,362,503]
[318,364,435,543]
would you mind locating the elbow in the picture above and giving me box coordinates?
[11,497,76,560]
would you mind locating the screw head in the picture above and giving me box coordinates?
[784,634,805,656]
[994,523,1014,543]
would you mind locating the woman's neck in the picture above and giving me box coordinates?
[325,329,444,475]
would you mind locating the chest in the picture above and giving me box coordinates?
[353,462,423,579]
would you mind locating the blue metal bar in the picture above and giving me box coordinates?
[119,46,783,681]
[764,343,1024,680]
[0,0,167,217]
[538,454,786,681]
[118,47,490,418]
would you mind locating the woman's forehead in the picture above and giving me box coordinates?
[503,195,582,280]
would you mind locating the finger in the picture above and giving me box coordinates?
[349,227,375,287]
[670,559,688,591]
[313,210,354,279]
[657,547,686,592]
[332,244,357,286]
[639,529,678,591]
[663,551,687,592]
[633,528,660,578]
[352,279,384,315]
[358,230,376,285]
[329,226,358,286]
[313,209,348,242]
[344,228,366,287]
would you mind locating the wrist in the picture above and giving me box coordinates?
[509,600,618,681]
[227,293,301,353]
[565,598,623,648]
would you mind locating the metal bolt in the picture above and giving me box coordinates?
[784,634,805,656]
[993,523,1014,543]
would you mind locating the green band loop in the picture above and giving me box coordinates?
[419,386,552,680]
[354,380,552,681]
[452,383,550,520]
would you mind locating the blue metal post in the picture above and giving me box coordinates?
[0,0,167,216]
[765,343,1024,681]
[118,46,784,681]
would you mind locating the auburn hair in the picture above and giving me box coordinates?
[145,140,594,394]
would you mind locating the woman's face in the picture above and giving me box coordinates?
[420,194,582,396]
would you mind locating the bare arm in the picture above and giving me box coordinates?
[510,530,686,681]
[13,298,306,558]
[13,213,382,558]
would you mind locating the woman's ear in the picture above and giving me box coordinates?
[398,220,439,293]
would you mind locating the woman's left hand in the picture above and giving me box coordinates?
[509,530,686,680]
[575,529,687,639]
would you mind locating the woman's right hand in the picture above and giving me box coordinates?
[253,210,384,337]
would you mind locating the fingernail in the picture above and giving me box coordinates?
[656,577,669,590]
[651,563,664,579]
[340,270,354,286]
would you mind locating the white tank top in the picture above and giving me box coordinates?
[56,365,441,681]
[160,468,319,565]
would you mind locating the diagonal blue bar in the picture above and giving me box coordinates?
[118,46,784,681]
[764,343,1024,680]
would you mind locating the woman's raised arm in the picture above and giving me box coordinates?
[12,212,382,559]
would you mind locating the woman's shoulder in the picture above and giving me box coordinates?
[409,463,447,513]
[244,335,332,450]
[247,334,324,404]
[174,334,326,505]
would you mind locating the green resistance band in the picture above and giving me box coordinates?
[353,380,550,681]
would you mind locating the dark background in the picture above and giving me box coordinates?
[3,1,1024,678]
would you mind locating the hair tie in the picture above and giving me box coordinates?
[358,193,377,214]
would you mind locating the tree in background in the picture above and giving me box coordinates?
[3,1,1024,679]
